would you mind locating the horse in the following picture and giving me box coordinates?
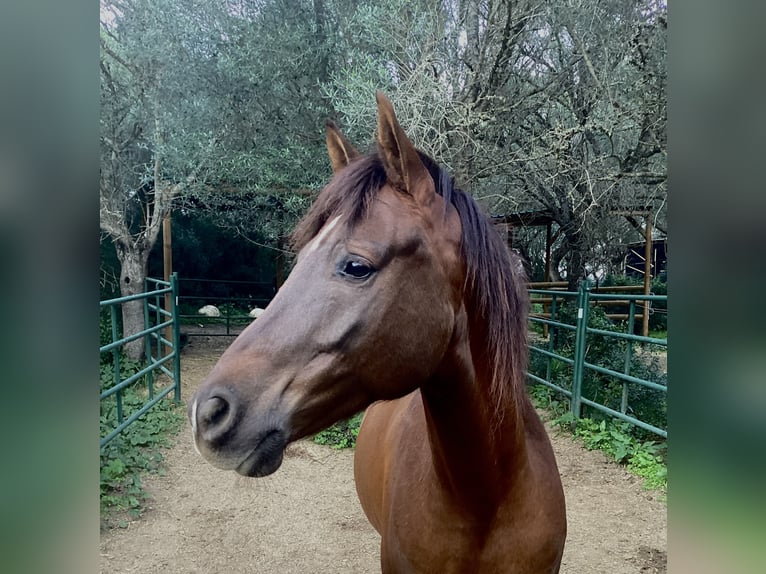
[189,92,567,573]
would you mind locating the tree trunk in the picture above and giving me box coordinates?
[563,229,588,292]
[115,243,148,361]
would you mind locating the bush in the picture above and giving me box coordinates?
[313,412,364,449]
[561,412,667,492]
[599,274,667,332]
[529,387,667,493]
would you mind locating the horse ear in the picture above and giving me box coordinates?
[375,92,434,205]
[326,120,359,174]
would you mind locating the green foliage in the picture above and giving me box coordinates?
[102,0,665,297]
[313,412,364,450]
[100,354,184,526]
[328,0,666,283]
[145,211,283,292]
[530,386,666,493]
[648,277,668,331]
[599,275,668,332]
[100,307,116,349]
[528,383,569,414]
[527,280,668,493]
[561,415,667,493]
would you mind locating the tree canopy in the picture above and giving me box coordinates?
[101,0,667,290]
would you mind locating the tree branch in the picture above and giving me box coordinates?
[100,36,136,76]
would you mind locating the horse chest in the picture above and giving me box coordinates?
[380,481,562,574]
[381,511,476,574]
[381,485,494,572]
[382,519,544,574]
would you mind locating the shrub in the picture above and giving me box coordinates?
[313,412,364,449]
[529,387,667,493]
[599,274,667,332]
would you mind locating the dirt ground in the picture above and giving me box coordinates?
[100,335,667,573]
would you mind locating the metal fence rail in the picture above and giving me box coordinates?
[100,274,182,447]
[177,277,274,338]
[527,282,668,438]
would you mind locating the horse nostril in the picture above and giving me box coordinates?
[197,394,236,442]
[200,396,229,426]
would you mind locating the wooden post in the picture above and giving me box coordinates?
[642,213,652,337]
[163,215,173,350]
[543,222,552,338]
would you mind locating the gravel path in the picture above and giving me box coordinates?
[100,338,667,573]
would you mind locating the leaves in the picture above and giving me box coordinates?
[327,0,667,282]
[533,383,666,492]
[313,413,364,450]
[100,352,185,522]
[530,298,667,435]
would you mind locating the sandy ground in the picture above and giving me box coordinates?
[100,335,667,573]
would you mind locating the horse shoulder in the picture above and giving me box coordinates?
[354,393,424,533]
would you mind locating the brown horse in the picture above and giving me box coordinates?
[189,93,566,573]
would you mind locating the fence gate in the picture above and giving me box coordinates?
[99,274,182,447]
[527,281,668,438]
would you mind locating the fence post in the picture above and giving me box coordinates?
[144,288,154,400]
[545,293,558,383]
[570,281,590,420]
[111,305,123,425]
[171,272,182,403]
[621,300,636,413]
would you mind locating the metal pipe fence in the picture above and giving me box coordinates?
[527,282,667,438]
[99,274,182,447]
[177,277,274,338]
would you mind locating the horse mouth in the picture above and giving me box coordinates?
[235,429,287,477]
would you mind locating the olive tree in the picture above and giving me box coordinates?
[100,0,228,358]
[324,0,666,285]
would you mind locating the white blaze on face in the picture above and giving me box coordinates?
[305,215,342,255]
[191,398,202,457]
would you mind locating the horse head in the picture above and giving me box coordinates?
[189,93,465,477]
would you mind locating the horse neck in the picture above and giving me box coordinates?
[420,306,529,518]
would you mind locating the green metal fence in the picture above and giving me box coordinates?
[527,282,668,438]
[178,277,274,338]
[99,274,182,447]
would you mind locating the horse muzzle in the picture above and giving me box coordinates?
[189,385,288,477]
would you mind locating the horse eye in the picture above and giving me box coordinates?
[342,260,373,279]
